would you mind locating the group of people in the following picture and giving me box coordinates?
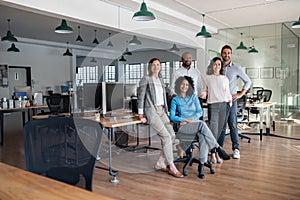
[137,45,252,179]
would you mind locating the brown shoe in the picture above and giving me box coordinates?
[168,168,184,178]
[154,164,168,172]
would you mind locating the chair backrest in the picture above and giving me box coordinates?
[237,93,248,122]
[257,89,272,102]
[252,86,264,96]
[46,93,70,114]
[23,116,103,191]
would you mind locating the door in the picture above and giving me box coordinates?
[8,66,31,98]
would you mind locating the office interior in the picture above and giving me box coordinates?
[0,0,300,199]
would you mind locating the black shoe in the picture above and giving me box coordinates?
[204,160,215,174]
[217,147,231,160]
[198,164,205,179]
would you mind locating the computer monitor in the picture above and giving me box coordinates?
[14,86,32,101]
[102,82,124,115]
[82,83,102,110]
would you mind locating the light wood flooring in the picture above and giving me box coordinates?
[1,113,300,200]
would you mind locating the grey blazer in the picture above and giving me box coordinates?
[137,75,168,124]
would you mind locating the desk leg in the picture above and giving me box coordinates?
[259,107,264,141]
[108,128,119,183]
[0,113,3,146]
[22,111,26,126]
[265,106,271,136]
[272,104,276,131]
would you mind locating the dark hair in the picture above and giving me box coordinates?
[148,58,162,77]
[174,76,194,97]
[221,45,232,54]
[207,57,224,75]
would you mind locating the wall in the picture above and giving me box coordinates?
[0,42,71,98]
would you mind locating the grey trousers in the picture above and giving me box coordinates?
[208,102,228,140]
[149,106,176,163]
[177,121,218,163]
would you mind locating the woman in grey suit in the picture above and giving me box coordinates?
[137,58,183,178]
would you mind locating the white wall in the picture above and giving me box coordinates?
[0,42,71,98]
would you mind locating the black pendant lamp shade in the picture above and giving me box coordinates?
[169,44,180,52]
[2,19,18,42]
[107,33,113,47]
[93,30,99,44]
[63,42,73,56]
[248,38,259,53]
[129,35,142,45]
[55,19,73,34]
[7,43,20,52]
[123,48,132,55]
[76,26,83,42]
[119,55,127,62]
[292,17,300,28]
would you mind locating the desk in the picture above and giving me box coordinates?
[0,105,48,145]
[246,102,276,140]
[84,114,142,183]
[0,162,113,200]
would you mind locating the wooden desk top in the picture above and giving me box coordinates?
[83,115,142,128]
[0,162,114,200]
[32,113,70,119]
[0,105,48,112]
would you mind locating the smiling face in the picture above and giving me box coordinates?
[213,59,222,75]
[221,48,232,64]
[150,60,161,75]
[181,52,192,68]
[180,79,189,95]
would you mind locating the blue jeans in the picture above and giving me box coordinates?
[218,101,239,151]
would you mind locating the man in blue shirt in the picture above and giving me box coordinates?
[219,45,252,159]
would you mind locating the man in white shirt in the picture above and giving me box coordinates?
[169,52,204,98]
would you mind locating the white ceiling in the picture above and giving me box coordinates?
[0,0,299,51]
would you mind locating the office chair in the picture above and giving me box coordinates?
[46,93,70,114]
[249,89,272,119]
[236,94,251,143]
[251,86,264,102]
[173,122,215,177]
[23,116,103,191]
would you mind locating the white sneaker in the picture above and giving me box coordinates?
[232,149,240,159]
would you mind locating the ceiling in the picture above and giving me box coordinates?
[0,0,299,52]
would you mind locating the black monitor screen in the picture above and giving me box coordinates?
[102,82,124,114]
[83,83,102,109]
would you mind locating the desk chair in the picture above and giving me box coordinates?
[24,116,103,191]
[46,93,70,114]
[173,122,215,177]
[249,89,272,120]
[237,94,251,143]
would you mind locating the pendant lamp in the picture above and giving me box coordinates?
[107,33,113,47]
[129,35,142,45]
[63,42,73,56]
[292,17,300,28]
[55,19,73,34]
[7,43,20,52]
[90,57,97,63]
[236,33,248,50]
[76,26,83,42]
[119,55,127,62]
[123,48,132,55]
[196,14,211,38]
[132,1,155,21]
[248,38,258,53]
[169,44,180,52]
[93,30,99,45]
[2,19,18,42]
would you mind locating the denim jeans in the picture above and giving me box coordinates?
[218,100,239,151]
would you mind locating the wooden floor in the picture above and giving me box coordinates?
[1,113,300,200]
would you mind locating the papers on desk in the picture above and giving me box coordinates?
[33,93,43,106]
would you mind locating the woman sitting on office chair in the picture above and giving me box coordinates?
[137,58,183,178]
[170,76,230,179]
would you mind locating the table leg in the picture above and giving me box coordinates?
[265,106,271,136]
[108,128,119,183]
[272,104,276,131]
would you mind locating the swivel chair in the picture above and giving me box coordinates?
[173,122,215,177]
[23,116,103,191]
[46,93,70,114]
[249,89,272,119]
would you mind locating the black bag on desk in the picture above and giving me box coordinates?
[115,130,128,148]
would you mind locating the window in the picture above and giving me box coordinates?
[76,65,98,86]
[124,63,144,84]
[173,60,197,70]
[104,65,116,82]
[160,62,171,84]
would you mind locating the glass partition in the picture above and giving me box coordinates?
[280,23,299,118]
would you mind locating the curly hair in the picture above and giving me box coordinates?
[207,57,224,75]
[174,76,194,96]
